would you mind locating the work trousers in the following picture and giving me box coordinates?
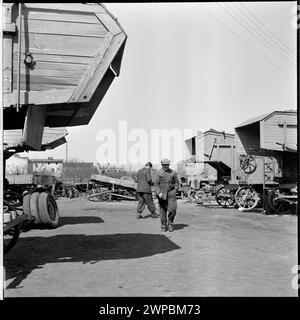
[157,189,177,227]
[137,192,156,214]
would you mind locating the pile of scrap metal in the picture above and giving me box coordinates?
[87,174,137,202]
[54,184,79,199]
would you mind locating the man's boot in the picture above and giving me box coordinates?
[168,222,174,232]
[151,212,159,218]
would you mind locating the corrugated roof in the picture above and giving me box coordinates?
[235,110,297,129]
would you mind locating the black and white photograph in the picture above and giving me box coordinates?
[1,1,298,305]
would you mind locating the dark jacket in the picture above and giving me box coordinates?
[137,167,152,193]
[154,168,179,200]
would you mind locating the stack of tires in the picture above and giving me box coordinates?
[23,192,59,229]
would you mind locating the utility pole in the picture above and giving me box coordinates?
[65,140,68,163]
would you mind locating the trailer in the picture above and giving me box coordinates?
[3,127,67,253]
[3,3,127,253]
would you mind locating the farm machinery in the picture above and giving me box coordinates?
[2,3,127,253]
[186,111,298,214]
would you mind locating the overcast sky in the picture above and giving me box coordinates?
[19,2,297,166]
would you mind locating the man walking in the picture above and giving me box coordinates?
[154,159,179,232]
[136,162,158,219]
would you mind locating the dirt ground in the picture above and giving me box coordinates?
[4,197,298,297]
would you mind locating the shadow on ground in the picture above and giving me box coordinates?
[59,216,104,226]
[195,204,265,213]
[21,216,104,231]
[4,233,180,289]
[143,214,159,219]
[174,224,188,230]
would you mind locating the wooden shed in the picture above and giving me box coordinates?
[3,3,127,134]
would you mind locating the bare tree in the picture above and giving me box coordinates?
[96,163,110,175]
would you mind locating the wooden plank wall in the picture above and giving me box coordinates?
[3,3,126,128]
[262,113,297,151]
[10,4,110,92]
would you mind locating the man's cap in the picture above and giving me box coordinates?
[161,158,171,164]
[145,161,152,167]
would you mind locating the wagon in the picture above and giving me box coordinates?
[3,3,127,253]
[214,110,297,213]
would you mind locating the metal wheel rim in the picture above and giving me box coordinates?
[235,187,259,210]
[216,187,235,207]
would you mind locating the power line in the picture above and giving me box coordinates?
[232,2,296,62]
[199,4,296,80]
[218,2,295,71]
[228,2,296,65]
[239,2,295,57]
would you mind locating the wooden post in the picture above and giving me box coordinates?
[231,145,236,182]
[283,122,287,150]
[22,105,47,150]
